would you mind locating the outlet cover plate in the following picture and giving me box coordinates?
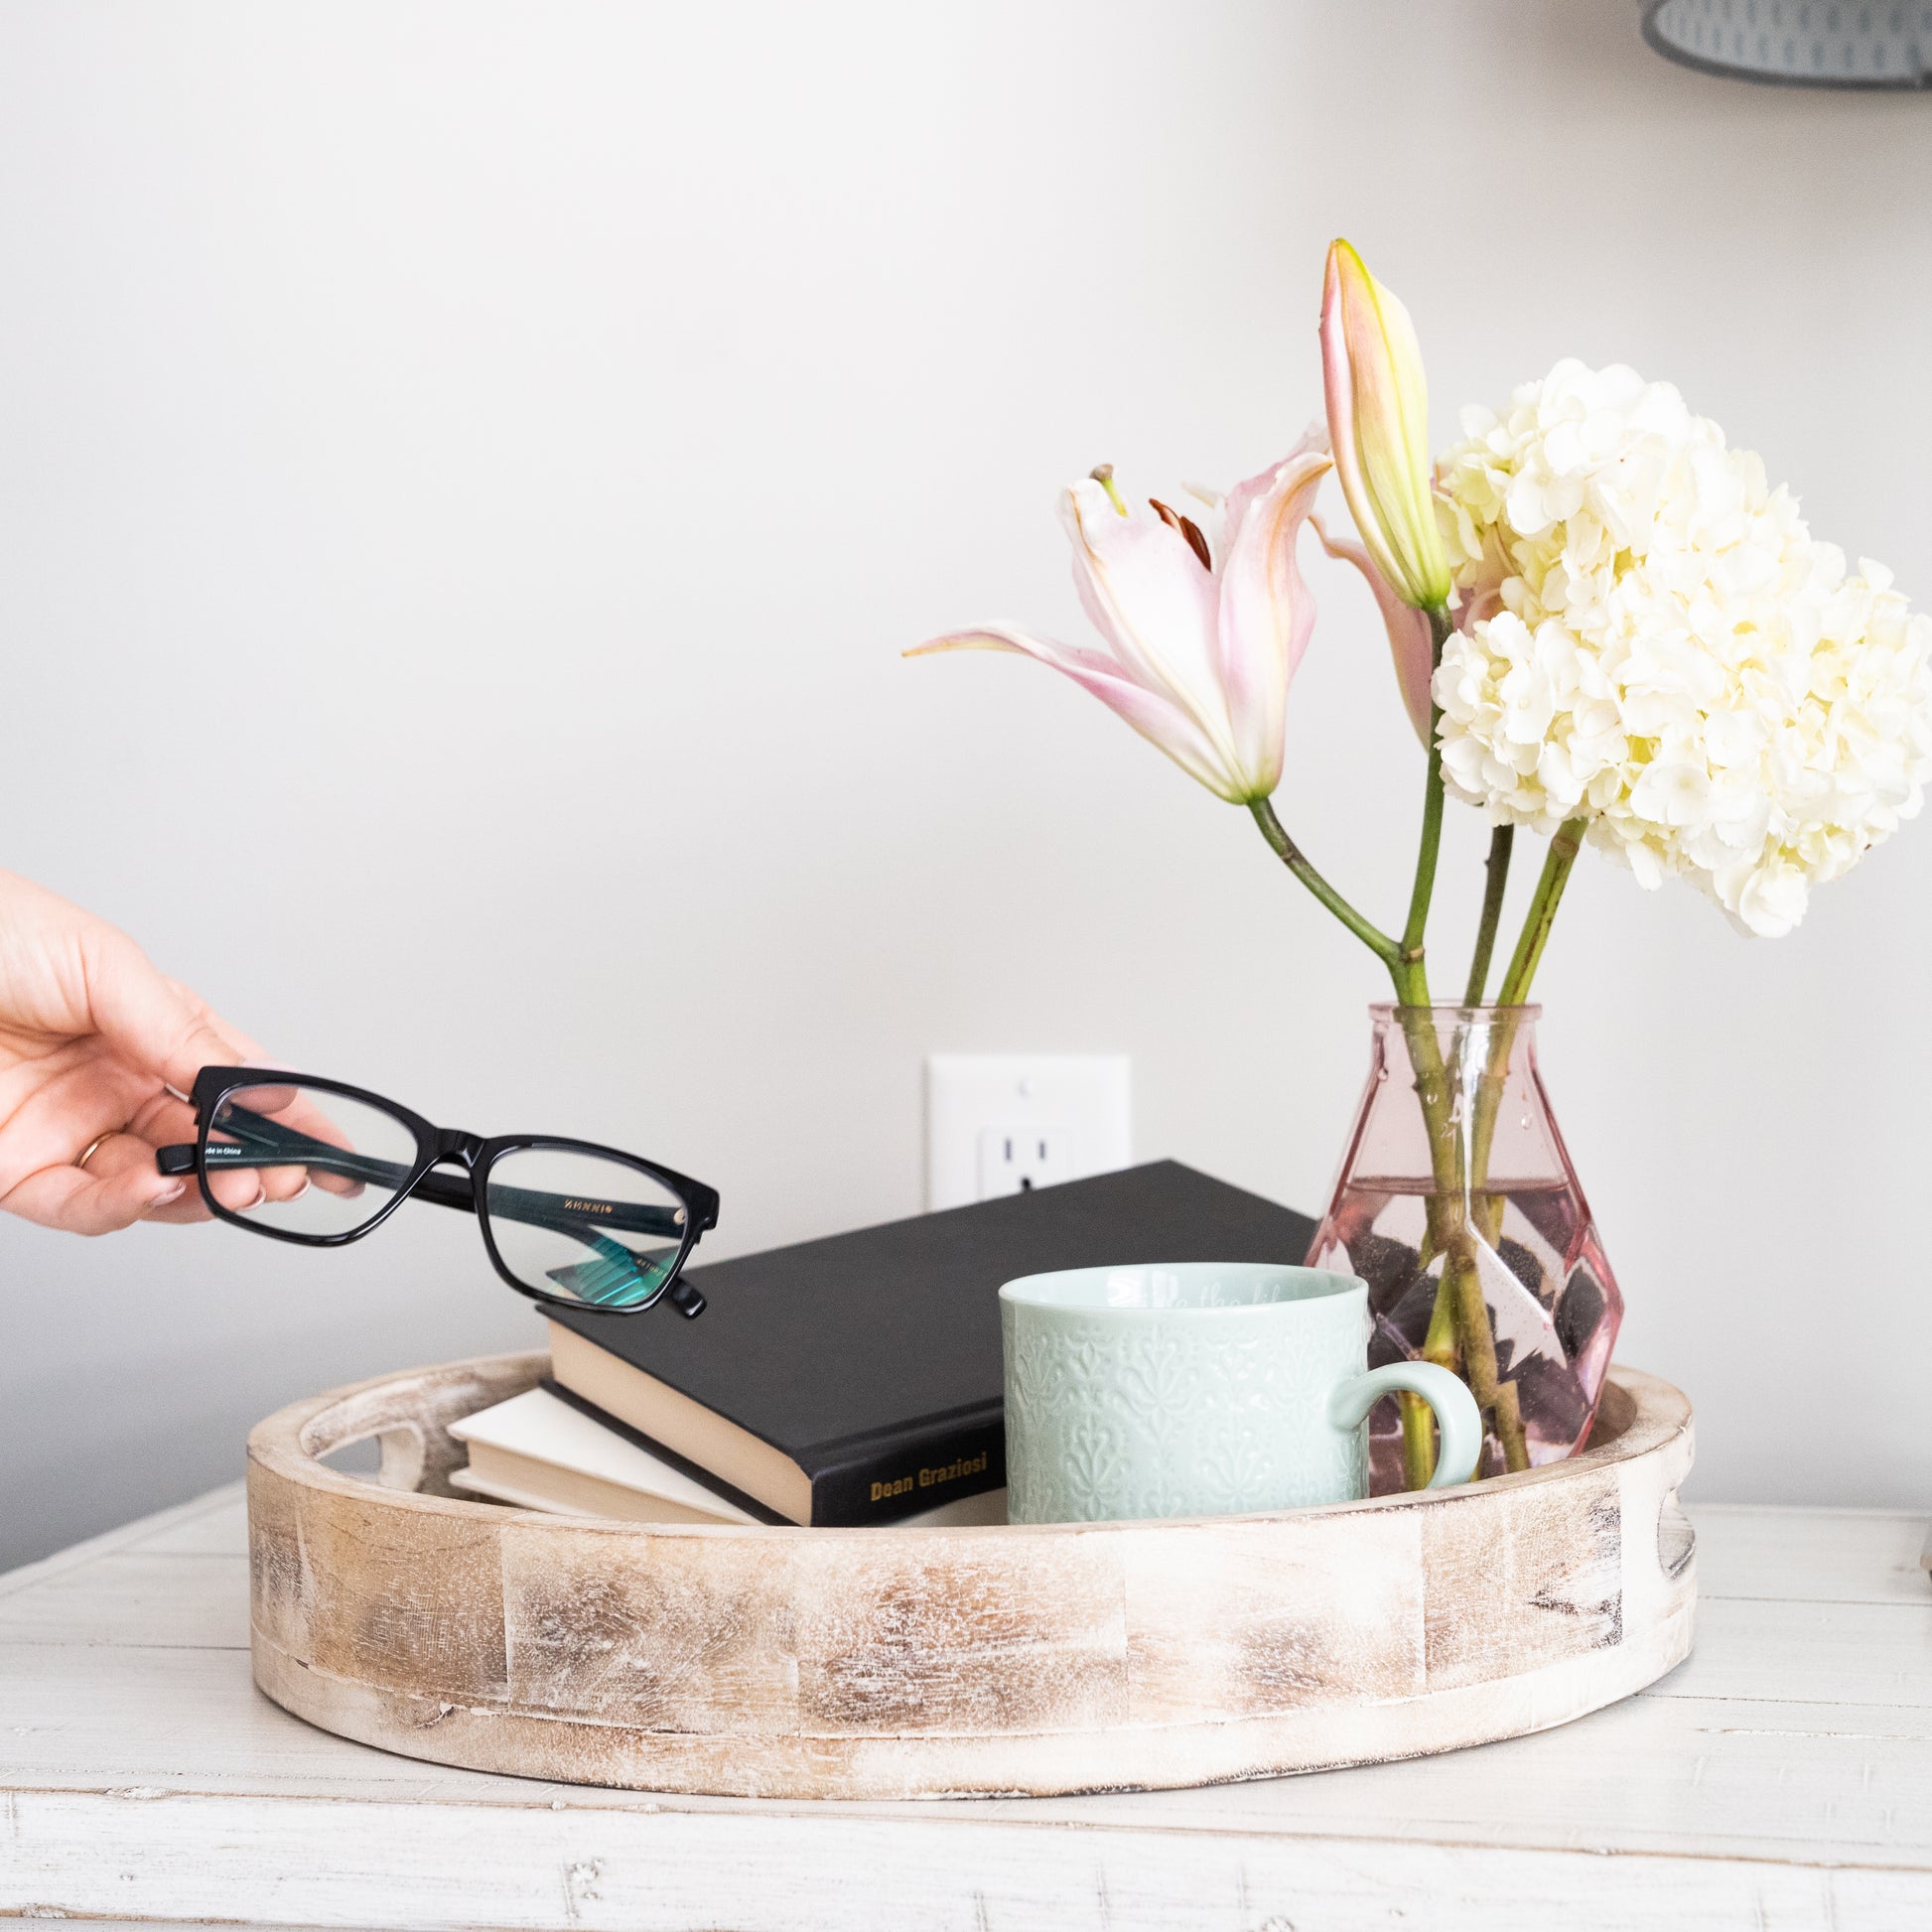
[925,1054,1131,1211]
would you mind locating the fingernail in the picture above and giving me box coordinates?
[150,1181,186,1205]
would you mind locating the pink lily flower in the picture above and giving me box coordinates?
[909,448,1331,804]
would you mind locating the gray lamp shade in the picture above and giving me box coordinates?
[1642,0,1932,86]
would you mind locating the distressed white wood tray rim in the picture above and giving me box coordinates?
[247,1352,1696,1800]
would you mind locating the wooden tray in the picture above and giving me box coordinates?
[247,1352,1696,1800]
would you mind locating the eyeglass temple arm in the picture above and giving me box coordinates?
[158,1138,487,1219]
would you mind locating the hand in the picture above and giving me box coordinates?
[0,871,266,1233]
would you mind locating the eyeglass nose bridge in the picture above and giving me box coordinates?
[430,1127,487,1169]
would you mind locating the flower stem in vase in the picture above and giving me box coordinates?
[1441,822,1588,1477]
[1393,1006,1536,1479]
[1395,1395,1434,1491]
[1392,1010,1468,1477]
[1402,1243,1462,1487]
[1466,1039,1529,1475]
[1463,825,1514,1006]
[1497,818,1587,1006]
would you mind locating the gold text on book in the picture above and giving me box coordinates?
[870,1450,990,1504]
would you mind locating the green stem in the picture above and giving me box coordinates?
[1496,816,1588,1007]
[1462,1006,1532,1476]
[1248,798,1402,971]
[1441,833,1583,1469]
[1462,824,1515,1007]
[1397,1005,1533,1481]
[1402,1263,1464,1488]
[1395,605,1455,1007]
[1398,1393,1436,1491]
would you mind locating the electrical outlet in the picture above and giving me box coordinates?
[977,1124,1069,1198]
[925,1055,1130,1210]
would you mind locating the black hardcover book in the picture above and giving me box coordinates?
[544,1159,1317,1527]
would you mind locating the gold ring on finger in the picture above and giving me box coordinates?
[73,1133,118,1172]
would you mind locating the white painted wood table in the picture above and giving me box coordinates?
[0,1487,1926,1932]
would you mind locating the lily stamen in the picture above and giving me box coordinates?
[1150,498,1212,572]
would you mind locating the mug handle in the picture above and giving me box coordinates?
[1328,1363,1484,1490]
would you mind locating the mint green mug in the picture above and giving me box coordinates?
[1000,1262,1480,1524]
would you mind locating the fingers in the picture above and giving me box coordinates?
[0,1135,189,1235]
[123,1087,200,1150]
[164,976,270,1066]
[143,1178,215,1226]
[0,1119,310,1232]
[205,1160,269,1214]
[0,1043,173,1203]
[212,1081,370,1199]
[83,929,263,1097]
[125,1095,216,1219]
[228,1080,356,1151]
[0,876,280,1236]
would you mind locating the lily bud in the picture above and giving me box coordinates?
[1320,239,1451,613]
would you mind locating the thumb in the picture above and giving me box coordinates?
[82,928,265,1094]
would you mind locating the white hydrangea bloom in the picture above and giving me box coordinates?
[1433,359,1932,936]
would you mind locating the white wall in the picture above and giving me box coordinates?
[2,0,1927,1567]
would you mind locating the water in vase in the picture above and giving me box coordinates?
[1307,1007,1623,1491]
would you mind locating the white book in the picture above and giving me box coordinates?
[448,1387,1007,1529]
[450,1387,760,1525]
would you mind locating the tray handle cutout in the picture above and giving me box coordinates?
[1657,1488,1695,1580]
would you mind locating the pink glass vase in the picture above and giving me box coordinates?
[1308,1005,1622,1491]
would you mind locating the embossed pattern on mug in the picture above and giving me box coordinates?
[1002,1293,1369,1523]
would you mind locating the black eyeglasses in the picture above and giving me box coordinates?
[156,1068,719,1317]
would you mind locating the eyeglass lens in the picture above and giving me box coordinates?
[206,1084,421,1238]
[483,1145,688,1310]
